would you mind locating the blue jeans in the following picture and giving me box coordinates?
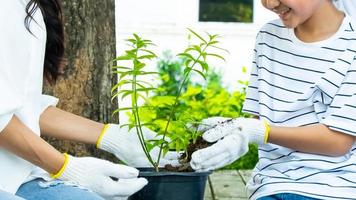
[257,193,320,200]
[0,179,104,200]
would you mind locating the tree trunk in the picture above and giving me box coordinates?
[43,0,118,159]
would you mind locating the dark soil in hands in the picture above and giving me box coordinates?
[165,136,213,172]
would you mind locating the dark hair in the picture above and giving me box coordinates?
[25,0,64,83]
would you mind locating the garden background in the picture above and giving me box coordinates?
[43,0,276,169]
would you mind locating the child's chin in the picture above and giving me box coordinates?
[281,21,297,29]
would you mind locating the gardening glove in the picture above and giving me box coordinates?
[97,124,180,167]
[52,154,148,199]
[190,117,270,171]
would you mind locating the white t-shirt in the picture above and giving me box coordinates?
[0,0,58,194]
[335,0,356,20]
[243,16,356,200]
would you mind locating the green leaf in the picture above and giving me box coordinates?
[112,66,131,70]
[117,107,135,111]
[177,53,195,61]
[207,53,225,61]
[112,108,120,116]
[192,69,206,80]
[136,87,156,92]
[133,61,145,69]
[183,67,192,75]
[187,28,207,44]
[211,45,230,53]
[133,33,141,41]
[201,52,207,61]
[111,80,130,94]
[125,50,136,57]
[122,90,134,100]
[138,55,156,60]
[137,93,149,102]
[141,49,157,57]
[137,71,160,76]
[184,59,193,69]
[114,55,132,61]
[119,123,133,128]
[196,60,209,71]
[192,45,202,53]
[142,39,155,45]
[208,33,219,41]
[140,122,158,127]
[111,89,133,101]
[139,80,155,88]
[207,41,219,46]
[184,47,200,54]
[119,71,130,79]
[126,38,137,43]
[163,146,169,156]
[242,66,247,73]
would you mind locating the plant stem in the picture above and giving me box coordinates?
[156,44,209,166]
[132,48,157,170]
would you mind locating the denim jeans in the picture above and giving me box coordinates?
[257,193,320,200]
[0,179,104,200]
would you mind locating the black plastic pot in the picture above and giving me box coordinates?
[128,168,212,200]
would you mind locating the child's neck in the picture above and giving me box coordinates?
[294,2,345,43]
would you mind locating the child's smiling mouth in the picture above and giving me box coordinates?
[272,5,291,19]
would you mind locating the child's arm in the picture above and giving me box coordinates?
[249,116,355,156]
[249,115,353,156]
[269,124,355,157]
[190,118,355,171]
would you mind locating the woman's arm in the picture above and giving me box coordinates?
[0,116,65,174]
[39,106,104,145]
[269,124,355,156]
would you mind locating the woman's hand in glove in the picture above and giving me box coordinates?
[97,124,180,167]
[53,154,147,199]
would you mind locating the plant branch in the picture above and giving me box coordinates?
[156,43,210,165]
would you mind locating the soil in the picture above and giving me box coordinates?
[164,136,213,172]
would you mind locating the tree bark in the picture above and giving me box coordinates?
[43,0,118,159]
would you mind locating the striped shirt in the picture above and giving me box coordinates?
[243,16,356,200]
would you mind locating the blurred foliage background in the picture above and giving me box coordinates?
[199,0,253,23]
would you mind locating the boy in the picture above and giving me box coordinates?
[191,0,356,199]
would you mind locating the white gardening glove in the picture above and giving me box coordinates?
[190,117,270,171]
[53,154,148,199]
[97,124,180,167]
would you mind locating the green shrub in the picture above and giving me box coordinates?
[114,30,228,170]
[129,51,258,170]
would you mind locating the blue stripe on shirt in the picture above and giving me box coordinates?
[258,54,325,74]
[258,42,335,63]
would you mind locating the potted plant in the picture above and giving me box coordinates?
[111,29,226,200]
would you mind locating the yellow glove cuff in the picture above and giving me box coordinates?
[263,120,270,143]
[51,153,69,179]
[96,124,110,149]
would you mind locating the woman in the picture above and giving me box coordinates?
[0,0,178,199]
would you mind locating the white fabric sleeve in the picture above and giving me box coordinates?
[39,95,59,114]
[0,75,24,132]
[0,2,33,133]
[321,61,356,136]
[334,0,356,21]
